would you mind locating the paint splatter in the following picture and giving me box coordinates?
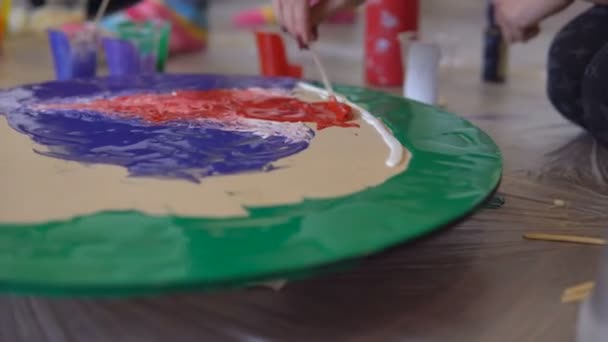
[14,105,314,183]
[44,89,356,130]
[0,76,361,183]
[1,77,360,183]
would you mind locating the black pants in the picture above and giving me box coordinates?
[547,5,608,143]
[86,0,142,18]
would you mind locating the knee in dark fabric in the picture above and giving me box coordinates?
[581,44,608,143]
[546,36,586,126]
[546,6,608,127]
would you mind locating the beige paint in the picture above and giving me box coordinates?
[0,86,410,224]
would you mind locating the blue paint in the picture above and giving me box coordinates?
[19,74,299,101]
[0,75,313,183]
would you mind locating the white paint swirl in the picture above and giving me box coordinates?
[297,82,405,167]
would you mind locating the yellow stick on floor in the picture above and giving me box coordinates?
[562,281,595,303]
[524,233,607,246]
[564,281,596,296]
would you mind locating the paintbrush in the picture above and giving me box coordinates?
[94,0,111,27]
[70,0,109,46]
[309,46,336,100]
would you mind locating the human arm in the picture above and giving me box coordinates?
[494,0,575,43]
[496,0,608,43]
[273,0,365,46]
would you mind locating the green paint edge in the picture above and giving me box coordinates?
[0,85,502,297]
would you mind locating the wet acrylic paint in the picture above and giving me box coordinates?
[0,74,356,183]
[16,108,314,183]
[44,88,355,130]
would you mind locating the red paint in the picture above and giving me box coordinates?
[365,0,420,87]
[58,89,356,130]
[255,31,302,78]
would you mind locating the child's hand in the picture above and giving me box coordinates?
[494,0,573,43]
[273,0,364,46]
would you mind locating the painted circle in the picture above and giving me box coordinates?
[0,74,502,296]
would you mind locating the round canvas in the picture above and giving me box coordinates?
[0,74,501,296]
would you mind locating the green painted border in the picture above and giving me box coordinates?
[0,85,502,297]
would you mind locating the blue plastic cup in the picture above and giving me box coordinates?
[47,29,98,80]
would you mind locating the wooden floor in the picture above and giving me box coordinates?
[0,1,607,341]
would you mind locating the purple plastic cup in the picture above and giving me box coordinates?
[103,21,162,77]
[103,38,139,76]
[47,29,97,80]
[103,37,157,76]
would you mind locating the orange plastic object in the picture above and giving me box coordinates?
[0,0,9,46]
[255,31,302,78]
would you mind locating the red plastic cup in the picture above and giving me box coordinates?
[255,31,302,78]
[365,0,420,87]
[365,34,404,87]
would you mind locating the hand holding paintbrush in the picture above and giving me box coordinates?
[273,0,365,99]
[273,0,365,46]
